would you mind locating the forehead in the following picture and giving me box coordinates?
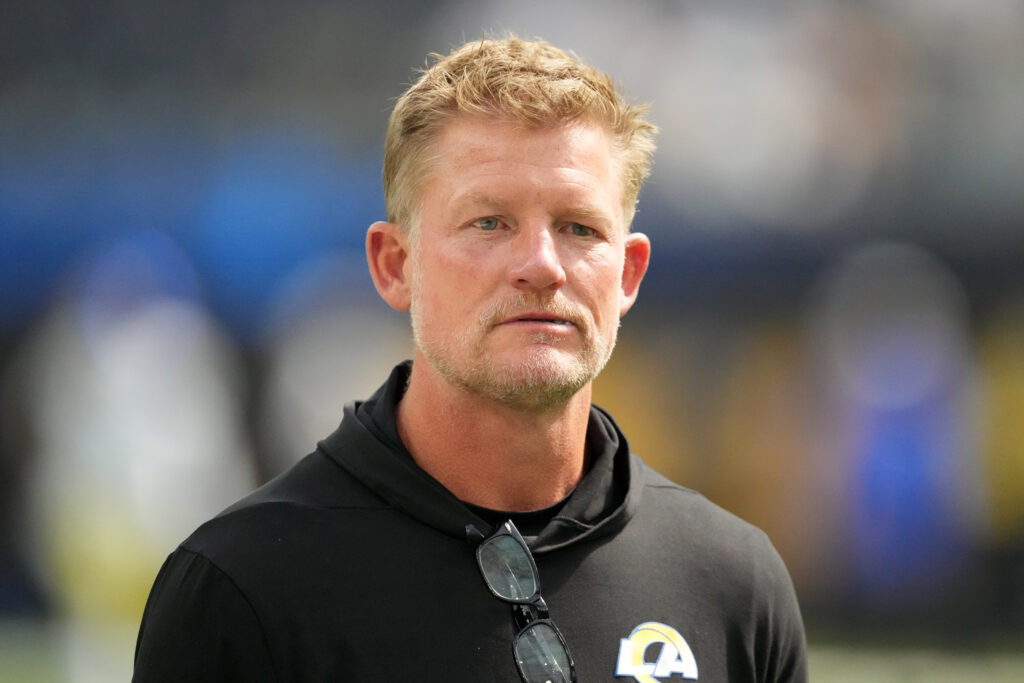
[420,115,626,219]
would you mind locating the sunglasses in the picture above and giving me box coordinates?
[476,519,577,683]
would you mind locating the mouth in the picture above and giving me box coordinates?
[513,316,574,326]
[503,309,577,327]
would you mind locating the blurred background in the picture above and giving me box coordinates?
[1,0,1023,680]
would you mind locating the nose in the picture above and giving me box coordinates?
[507,226,567,292]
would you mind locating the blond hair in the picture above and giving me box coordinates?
[383,36,657,232]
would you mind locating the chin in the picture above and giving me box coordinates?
[474,352,599,411]
[420,336,614,410]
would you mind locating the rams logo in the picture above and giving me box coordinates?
[614,622,698,681]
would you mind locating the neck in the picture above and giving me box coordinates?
[396,355,593,512]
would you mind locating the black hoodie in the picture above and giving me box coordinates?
[133,362,807,682]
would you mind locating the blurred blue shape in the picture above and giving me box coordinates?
[0,145,96,329]
[850,399,969,602]
[0,130,211,329]
[73,229,203,346]
[187,132,382,340]
[807,242,979,612]
[0,126,381,340]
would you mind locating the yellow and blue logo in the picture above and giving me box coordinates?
[614,622,698,681]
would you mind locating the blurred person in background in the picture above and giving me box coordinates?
[132,36,806,682]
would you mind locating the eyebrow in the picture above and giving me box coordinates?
[452,191,615,225]
[451,192,514,216]
[562,205,614,224]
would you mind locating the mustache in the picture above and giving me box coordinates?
[478,294,588,330]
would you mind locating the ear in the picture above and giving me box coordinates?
[619,232,651,316]
[366,221,412,311]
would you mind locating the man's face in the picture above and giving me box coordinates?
[405,115,649,411]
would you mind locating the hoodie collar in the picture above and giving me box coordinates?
[318,362,645,553]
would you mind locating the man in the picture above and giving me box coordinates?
[133,37,807,682]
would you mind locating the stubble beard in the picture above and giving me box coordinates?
[409,268,618,412]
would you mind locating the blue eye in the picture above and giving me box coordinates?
[478,217,499,231]
[570,223,593,237]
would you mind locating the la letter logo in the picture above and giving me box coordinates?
[614,622,698,682]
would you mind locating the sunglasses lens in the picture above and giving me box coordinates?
[478,534,538,601]
[515,622,573,683]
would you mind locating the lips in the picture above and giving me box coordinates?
[481,297,584,331]
[516,315,573,325]
[507,313,575,326]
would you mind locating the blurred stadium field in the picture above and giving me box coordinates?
[809,643,1024,683]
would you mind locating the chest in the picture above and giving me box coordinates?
[241,521,755,681]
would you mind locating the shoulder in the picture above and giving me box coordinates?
[179,449,392,576]
[224,446,386,513]
[629,459,807,678]
[134,545,279,681]
[632,457,795,595]
[638,460,767,546]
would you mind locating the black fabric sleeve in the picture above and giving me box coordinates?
[133,548,277,683]
[753,532,808,683]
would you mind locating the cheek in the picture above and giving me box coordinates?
[431,243,486,282]
[575,257,625,317]
[412,257,476,323]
